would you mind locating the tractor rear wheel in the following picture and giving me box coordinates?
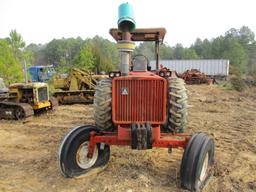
[180,133,215,191]
[165,77,188,133]
[94,78,113,130]
[58,125,110,178]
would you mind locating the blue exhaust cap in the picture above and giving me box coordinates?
[118,2,136,32]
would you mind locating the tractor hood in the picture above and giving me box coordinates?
[0,87,9,94]
[0,78,8,94]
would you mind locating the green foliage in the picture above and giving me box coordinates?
[134,42,199,60]
[246,42,256,75]
[201,39,213,58]
[182,48,199,59]
[0,39,24,84]
[160,43,174,59]
[190,26,255,74]
[222,37,248,73]
[8,30,26,48]
[225,26,255,46]
[41,36,118,73]
[1,25,255,84]
[173,43,184,59]
[219,74,247,92]
[193,38,203,57]
[219,81,234,91]
[25,43,47,65]
[133,26,255,74]
[6,29,26,60]
[23,26,256,76]
[211,37,225,58]
[230,76,247,92]
[89,36,119,73]
[229,65,242,76]
[23,50,33,68]
[44,37,84,72]
[74,42,95,70]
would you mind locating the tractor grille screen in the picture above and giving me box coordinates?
[38,87,48,102]
[113,78,166,124]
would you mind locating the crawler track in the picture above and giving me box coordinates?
[0,102,34,120]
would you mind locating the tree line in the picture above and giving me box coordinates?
[135,26,256,75]
[0,26,255,84]
[26,36,119,74]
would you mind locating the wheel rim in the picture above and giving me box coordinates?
[15,108,25,120]
[76,141,98,169]
[199,152,209,181]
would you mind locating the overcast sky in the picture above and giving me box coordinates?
[1,0,255,47]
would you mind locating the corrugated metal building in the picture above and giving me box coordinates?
[150,59,229,76]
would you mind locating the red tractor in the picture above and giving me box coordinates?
[58,3,215,191]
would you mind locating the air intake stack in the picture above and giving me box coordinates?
[117,3,136,76]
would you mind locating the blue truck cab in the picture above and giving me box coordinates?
[29,65,56,82]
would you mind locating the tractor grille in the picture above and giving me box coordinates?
[112,77,166,124]
[38,87,48,102]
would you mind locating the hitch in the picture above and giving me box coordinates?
[131,123,152,150]
[87,126,191,158]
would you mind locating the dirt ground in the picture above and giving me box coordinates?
[0,85,255,192]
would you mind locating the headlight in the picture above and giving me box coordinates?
[109,72,115,78]
[159,71,165,77]
[109,71,121,78]
[166,71,171,77]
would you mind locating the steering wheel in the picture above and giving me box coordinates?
[131,54,150,71]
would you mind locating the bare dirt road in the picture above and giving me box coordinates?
[0,85,255,192]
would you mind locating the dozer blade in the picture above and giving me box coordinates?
[53,90,95,105]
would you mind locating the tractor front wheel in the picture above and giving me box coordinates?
[58,125,110,178]
[180,133,215,191]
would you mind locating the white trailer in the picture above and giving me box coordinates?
[150,59,229,77]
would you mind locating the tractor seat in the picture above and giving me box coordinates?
[131,55,150,72]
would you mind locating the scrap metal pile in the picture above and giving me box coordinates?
[181,69,215,84]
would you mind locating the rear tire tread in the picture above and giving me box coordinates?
[94,78,113,130]
[166,77,188,133]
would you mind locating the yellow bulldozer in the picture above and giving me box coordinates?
[0,81,58,120]
[53,68,107,104]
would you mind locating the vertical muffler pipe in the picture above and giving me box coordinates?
[117,3,136,76]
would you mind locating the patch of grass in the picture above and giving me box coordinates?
[218,81,234,91]
[218,75,248,92]
[230,76,247,92]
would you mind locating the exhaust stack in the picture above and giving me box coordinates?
[117,3,136,76]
